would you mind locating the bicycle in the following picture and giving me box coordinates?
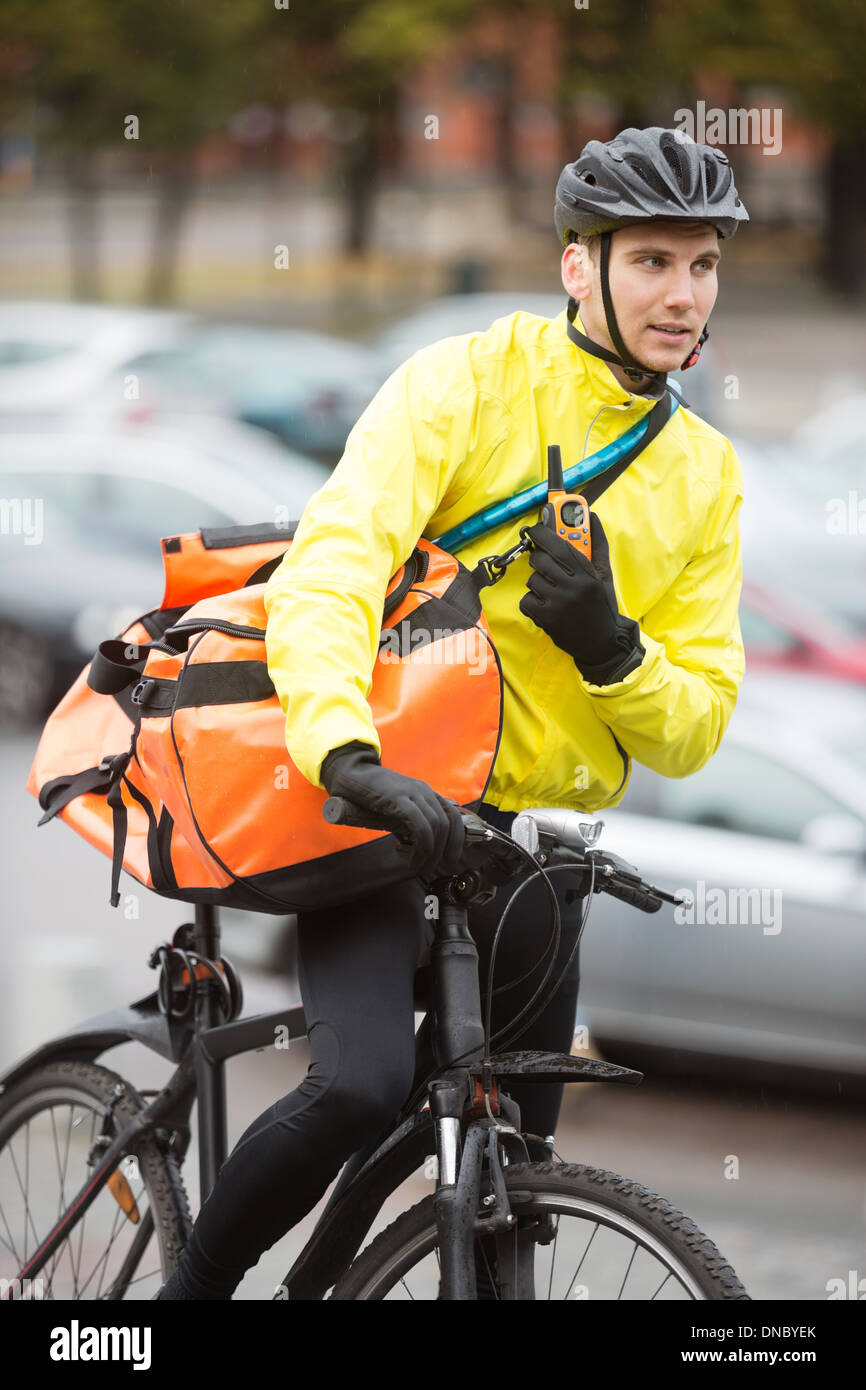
[0,802,749,1301]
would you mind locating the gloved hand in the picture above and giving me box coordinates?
[518,514,645,685]
[319,740,466,879]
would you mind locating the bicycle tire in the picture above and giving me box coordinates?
[0,1060,192,1300]
[330,1161,750,1301]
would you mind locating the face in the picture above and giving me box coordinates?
[562,222,720,374]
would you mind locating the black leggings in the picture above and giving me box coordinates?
[171,812,585,1299]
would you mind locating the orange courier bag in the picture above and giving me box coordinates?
[27,523,503,913]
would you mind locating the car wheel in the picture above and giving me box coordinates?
[0,621,55,724]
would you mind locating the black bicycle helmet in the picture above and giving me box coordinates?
[555,127,749,387]
[556,126,749,244]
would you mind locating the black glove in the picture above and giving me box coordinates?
[319,740,466,879]
[518,514,645,685]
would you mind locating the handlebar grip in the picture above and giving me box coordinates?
[601,875,663,914]
[322,795,397,833]
[322,795,491,846]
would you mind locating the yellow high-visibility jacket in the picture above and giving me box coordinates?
[263,308,745,814]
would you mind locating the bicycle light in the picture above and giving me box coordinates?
[511,814,540,855]
[512,808,604,851]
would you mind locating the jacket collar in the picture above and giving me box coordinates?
[551,308,668,409]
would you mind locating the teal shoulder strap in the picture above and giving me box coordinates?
[433,393,679,555]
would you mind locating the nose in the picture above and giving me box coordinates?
[663,265,696,311]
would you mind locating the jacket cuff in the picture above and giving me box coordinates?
[575,620,645,685]
[319,740,381,789]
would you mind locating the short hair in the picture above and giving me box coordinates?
[568,230,600,262]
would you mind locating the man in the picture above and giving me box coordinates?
[157,127,748,1299]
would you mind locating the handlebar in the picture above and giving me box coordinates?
[322,796,691,916]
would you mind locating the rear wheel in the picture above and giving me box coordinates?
[0,1060,191,1300]
[331,1161,750,1301]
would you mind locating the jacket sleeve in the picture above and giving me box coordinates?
[579,452,746,779]
[262,347,495,788]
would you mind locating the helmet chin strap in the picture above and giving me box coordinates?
[599,231,665,384]
[566,230,709,395]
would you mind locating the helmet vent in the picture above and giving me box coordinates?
[624,155,670,201]
[660,135,689,192]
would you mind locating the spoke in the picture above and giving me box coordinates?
[399,1276,415,1300]
[45,1107,73,1290]
[0,1221,21,1259]
[23,1120,30,1261]
[650,1270,674,1301]
[70,1109,101,1296]
[46,1237,77,1300]
[0,1183,23,1263]
[616,1241,639,1300]
[477,1240,500,1301]
[103,1204,156,1300]
[7,1129,41,1259]
[563,1221,599,1301]
[46,1104,76,1288]
[546,1216,559,1300]
[103,1265,163,1299]
[93,1193,127,1300]
[78,1178,144,1303]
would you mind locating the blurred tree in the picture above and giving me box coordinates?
[646,0,866,294]
[0,0,862,291]
[250,0,474,253]
[0,0,256,301]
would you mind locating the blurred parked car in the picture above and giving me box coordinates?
[0,419,329,721]
[580,670,866,1080]
[367,292,729,429]
[790,391,866,501]
[100,323,380,463]
[0,300,195,422]
[740,577,866,685]
[736,431,866,637]
[0,301,378,465]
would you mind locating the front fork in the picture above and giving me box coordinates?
[430,1072,538,1300]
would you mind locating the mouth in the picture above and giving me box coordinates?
[647,324,692,343]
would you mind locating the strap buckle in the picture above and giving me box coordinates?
[479,535,532,586]
[130,678,155,707]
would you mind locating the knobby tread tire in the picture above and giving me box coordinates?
[0,1059,192,1295]
[330,1160,750,1301]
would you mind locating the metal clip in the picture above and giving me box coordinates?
[479,535,532,586]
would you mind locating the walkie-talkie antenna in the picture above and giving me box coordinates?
[547,444,564,493]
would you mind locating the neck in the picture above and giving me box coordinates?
[604,359,659,396]
[568,304,667,399]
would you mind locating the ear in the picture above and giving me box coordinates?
[561,243,594,303]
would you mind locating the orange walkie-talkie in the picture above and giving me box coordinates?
[541,445,592,562]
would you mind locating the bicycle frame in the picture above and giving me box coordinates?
[2,887,643,1301]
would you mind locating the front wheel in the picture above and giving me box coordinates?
[331,1161,750,1301]
[0,1061,192,1300]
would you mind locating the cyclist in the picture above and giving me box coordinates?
[157,126,748,1299]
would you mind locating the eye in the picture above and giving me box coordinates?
[640,256,665,268]
[693,259,716,272]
